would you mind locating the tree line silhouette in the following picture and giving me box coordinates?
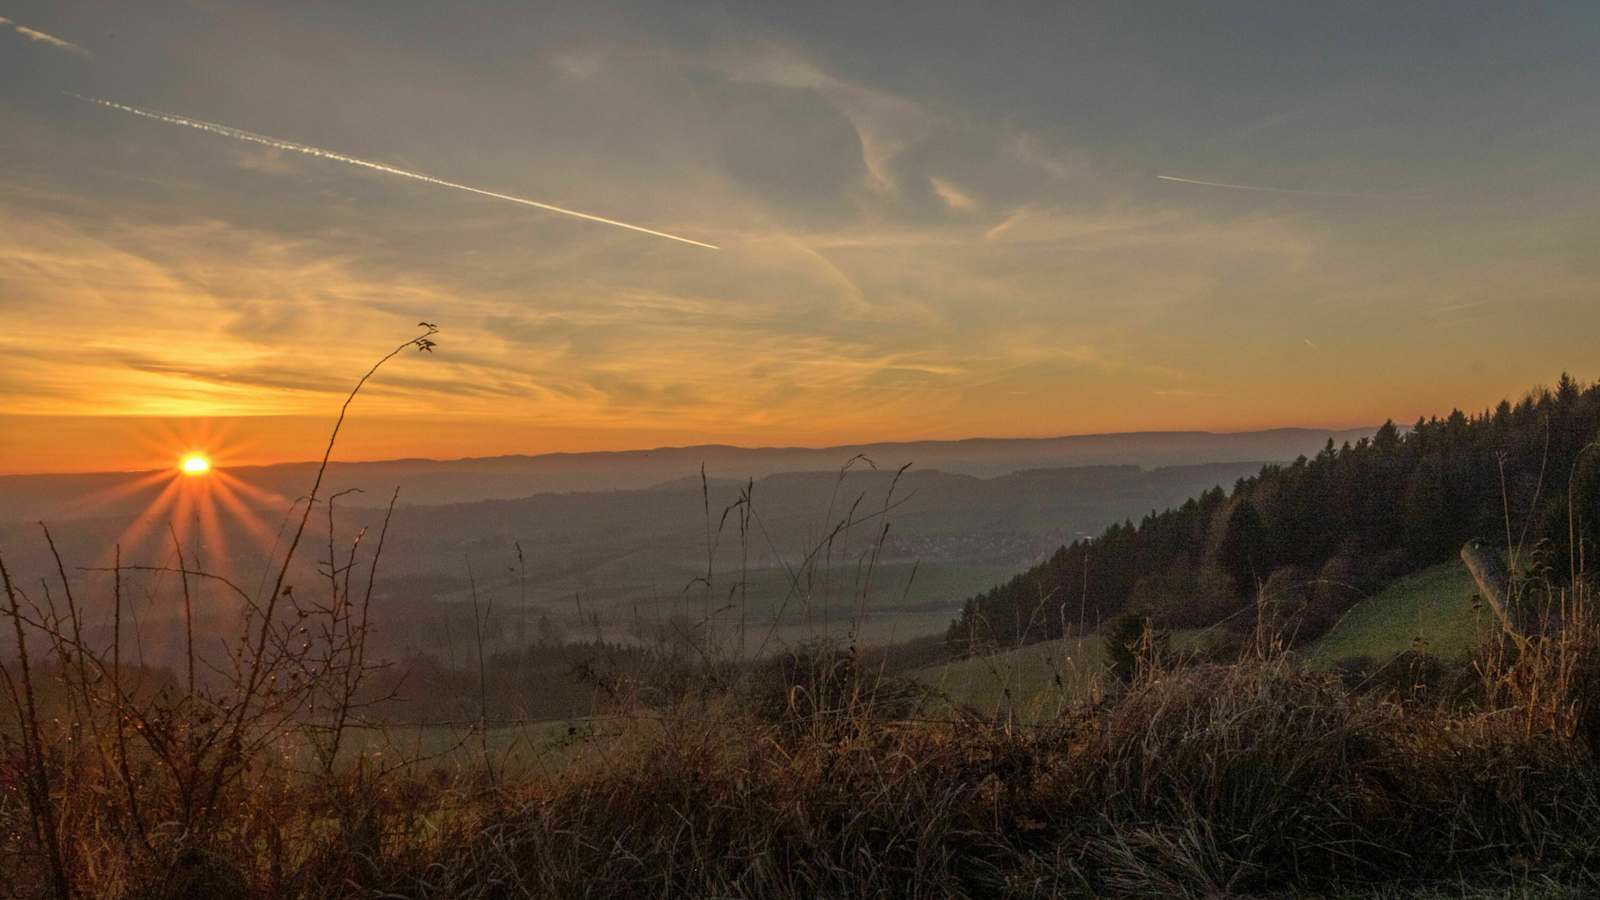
[949,374,1600,648]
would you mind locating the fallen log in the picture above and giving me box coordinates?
[1461,539,1529,651]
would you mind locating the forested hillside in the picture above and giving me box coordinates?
[949,374,1600,647]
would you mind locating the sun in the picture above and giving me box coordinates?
[91,429,286,574]
[179,452,212,476]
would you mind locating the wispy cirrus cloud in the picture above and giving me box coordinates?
[929,177,978,212]
[0,16,89,56]
[720,44,933,194]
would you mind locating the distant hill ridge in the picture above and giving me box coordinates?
[0,427,1374,523]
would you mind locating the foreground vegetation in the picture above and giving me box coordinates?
[7,584,1600,899]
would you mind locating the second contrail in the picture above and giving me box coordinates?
[72,94,719,250]
[1155,174,1377,198]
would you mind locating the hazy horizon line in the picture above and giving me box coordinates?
[0,423,1380,479]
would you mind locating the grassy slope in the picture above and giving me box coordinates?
[913,562,1488,716]
[1304,562,1488,665]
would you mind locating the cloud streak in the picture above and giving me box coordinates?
[0,16,89,56]
[72,95,720,250]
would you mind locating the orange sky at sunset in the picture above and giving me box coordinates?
[4,4,1598,475]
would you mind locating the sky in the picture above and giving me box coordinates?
[2,1,1599,474]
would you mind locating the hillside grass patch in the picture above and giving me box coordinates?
[1306,563,1489,666]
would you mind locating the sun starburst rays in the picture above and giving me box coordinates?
[99,424,293,577]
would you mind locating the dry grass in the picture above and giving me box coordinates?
[7,590,1600,898]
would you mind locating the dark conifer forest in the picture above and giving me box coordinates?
[950,374,1600,647]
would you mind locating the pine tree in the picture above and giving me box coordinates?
[1373,419,1400,453]
[1218,500,1271,597]
[1402,457,1451,564]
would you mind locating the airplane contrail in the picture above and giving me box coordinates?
[1155,174,1378,198]
[72,94,719,250]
